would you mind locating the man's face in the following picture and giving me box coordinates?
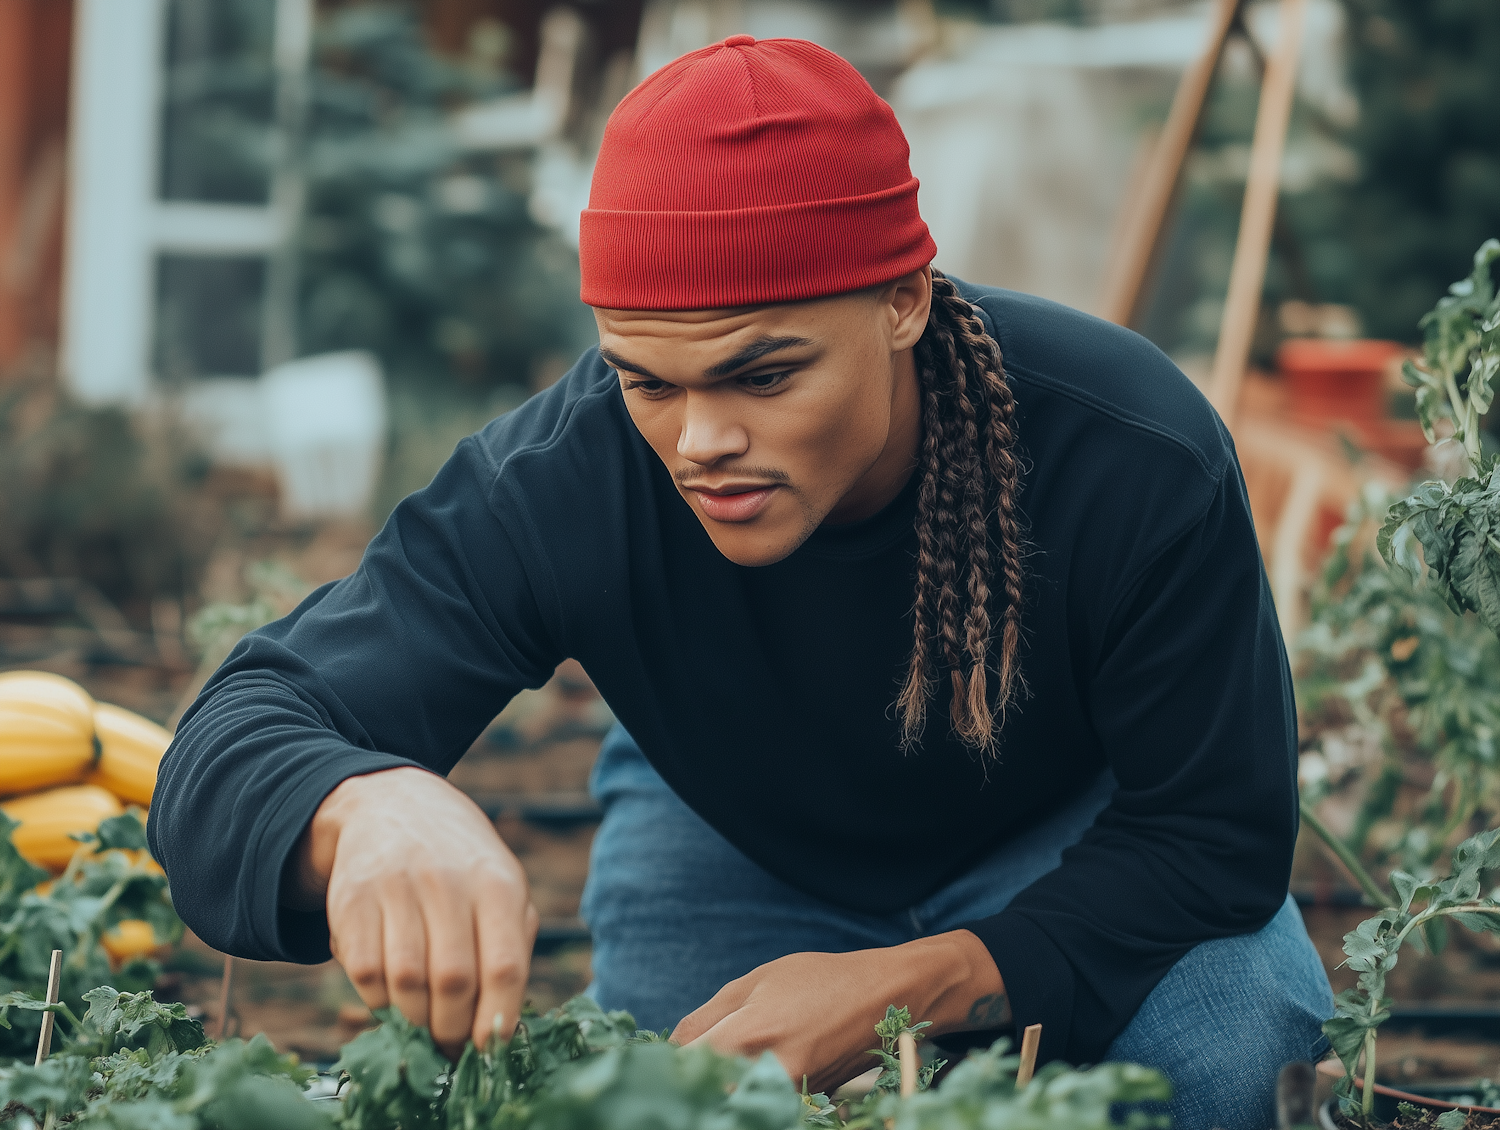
[593,270,931,567]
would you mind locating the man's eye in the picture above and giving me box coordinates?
[740,371,789,393]
[622,378,672,397]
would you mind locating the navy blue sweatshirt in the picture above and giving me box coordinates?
[149,281,1297,1066]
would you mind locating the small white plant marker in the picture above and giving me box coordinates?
[1015,1023,1042,1088]
[898,1030,918,1098]
[34,948,63,1065]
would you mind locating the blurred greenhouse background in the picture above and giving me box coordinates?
[2,0,1496,615]
[2,0,1497,815]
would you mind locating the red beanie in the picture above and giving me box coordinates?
[579,35,936,311]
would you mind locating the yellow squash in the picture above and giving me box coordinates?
[0,671,98,795]
[100,919,163,964]
[87,702,171,807]
[0,783,124,870]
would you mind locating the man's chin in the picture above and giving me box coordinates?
[696,516,815,568]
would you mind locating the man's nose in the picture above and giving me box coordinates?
[677,390,750,465]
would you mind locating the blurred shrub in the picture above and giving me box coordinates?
[158,0,595,390]
[1332,0,1500,341]
[298,5,595,386]
[0,379,223,622]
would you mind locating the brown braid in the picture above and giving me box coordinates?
[895,271,1027,756]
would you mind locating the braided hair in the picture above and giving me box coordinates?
[895,271,1026,756]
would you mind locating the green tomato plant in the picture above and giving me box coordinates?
[1296,239,1500,1122]
[1298,485,1500,882]
[1322,829,1500,1118]
[1379,239,1500,633]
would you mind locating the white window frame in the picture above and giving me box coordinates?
[62,0,311,460]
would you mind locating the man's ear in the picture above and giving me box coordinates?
[887,267,933,352]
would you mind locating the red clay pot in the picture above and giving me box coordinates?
[1277,339,1406,426]
[1315,1058,1500,1122]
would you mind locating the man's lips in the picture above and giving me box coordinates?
[684,483,779,523]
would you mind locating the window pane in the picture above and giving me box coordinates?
[158,0,276,204]
[153,254,266,381]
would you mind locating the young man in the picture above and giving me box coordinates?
[151,36,1332,1130]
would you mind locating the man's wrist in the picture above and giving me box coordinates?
[284,767,420,910]
[889,928,1008,1038]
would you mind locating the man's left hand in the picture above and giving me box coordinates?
[670,929,1005,1094]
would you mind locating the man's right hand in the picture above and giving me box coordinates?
[290,766,539,1059]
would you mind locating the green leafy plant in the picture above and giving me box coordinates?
[0,988,1170,1129]
[1298,485,1500,880]
[1296,240,1500,883]
[1298,239,1500,1124]
[1324,828,1500,1119]
[0,986,326,1129]
[851,1039,1169,1130]
[863,1006,945,1096]
[0,812,183,1062]
[1379,240,1500,634]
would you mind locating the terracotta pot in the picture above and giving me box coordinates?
[1316,1059,1500,1123]
[1277,339,1406,426]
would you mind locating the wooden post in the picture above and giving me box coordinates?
[1015,1023,1042,1088]
[1099,0,1244,328]
[898,1030,918,1098]
[1206,0,1308,427]
[34,948,62,1065]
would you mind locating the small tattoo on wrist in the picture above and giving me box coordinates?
[966,992,1012,1029]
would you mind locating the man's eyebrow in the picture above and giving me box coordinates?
[703,335,814,379]
[599,334,814,383]
[598,348,657,379]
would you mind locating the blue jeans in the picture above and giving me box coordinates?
[580,725,1332,1130]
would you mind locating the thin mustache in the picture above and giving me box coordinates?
[674,466,791,488]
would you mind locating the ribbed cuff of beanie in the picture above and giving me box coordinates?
[579,179,936,311]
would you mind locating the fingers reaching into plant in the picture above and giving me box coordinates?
[473,888,540,1051]
[298,765,537,1059]
[672,929,1005,1095]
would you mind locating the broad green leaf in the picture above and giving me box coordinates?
[93,812,152,853]
[1391,870,1421,913]
[335,1008,448,1130]
[1422,916,1449,954]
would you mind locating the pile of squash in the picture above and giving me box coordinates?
[0,669,173,964]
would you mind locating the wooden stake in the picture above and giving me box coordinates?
[34,948,62,1066]
[1099,0,1244,328]
[898,1031,918,1098]
[1207,0,1308,428]
[1015,1023,1042,1089]
[216,955,235,1040]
